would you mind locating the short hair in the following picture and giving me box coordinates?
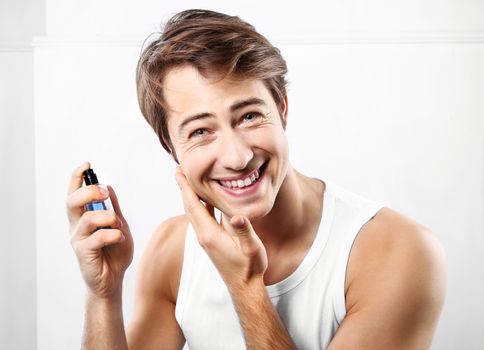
[136,9,288,156]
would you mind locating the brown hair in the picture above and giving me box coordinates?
[136,9,288,157]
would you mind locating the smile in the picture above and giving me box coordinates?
[217,163,267,190]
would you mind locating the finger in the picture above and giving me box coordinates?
[67,161,91,195]
[66,185,110,224]
[231,216,252,236]
[72,210,123,240]
[107,185,128,226]
[230,215,262,257]
[175,168,217,233]
[73,228,125,252]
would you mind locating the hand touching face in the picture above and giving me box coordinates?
[175,167,268,287]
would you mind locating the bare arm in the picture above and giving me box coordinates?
[80,215,186,350]
[127,216,187,350]
[229,278,296,349]
[83,290,127,349]
[328,208,447,349]
[67,162,133,350]
[68,163,185,349]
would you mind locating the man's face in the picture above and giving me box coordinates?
[165,65,289,220]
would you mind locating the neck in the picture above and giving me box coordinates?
[221,166,323,248]
[252,167,306,246]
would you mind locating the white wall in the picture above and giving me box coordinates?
[0,0,44,349]
[0,50,36,350]
[0,0,44,41]
[1,0,482,349]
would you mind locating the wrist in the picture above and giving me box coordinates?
[84,271,125,300]
[86,286,123,310]
[83,285,127,349]
[227,273,267,302]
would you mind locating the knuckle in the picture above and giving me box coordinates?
[101,229,122,245]
[70,238,81,254]
[80,210,95,223]
[235,227,251,237]
[106,211,117,225]
[79,211,99,231]
[244,245,259,258]
[113,229,123,240]
[65,196,74,211]
[92,229,106,242]
[72,163,85,177]
[70,167,80,179]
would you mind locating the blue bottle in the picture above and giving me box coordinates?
[83,168,113,212]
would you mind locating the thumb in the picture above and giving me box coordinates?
[107,185,128,226]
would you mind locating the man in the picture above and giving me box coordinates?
[66,9,447,349]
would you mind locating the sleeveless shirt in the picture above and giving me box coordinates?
[175,181,386,349]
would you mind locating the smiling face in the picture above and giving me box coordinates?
[165,65,289,220]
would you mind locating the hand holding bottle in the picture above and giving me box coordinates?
[66,162,134,298]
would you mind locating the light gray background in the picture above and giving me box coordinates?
[1,1,483,349]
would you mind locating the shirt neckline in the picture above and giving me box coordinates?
[265,180,335,298]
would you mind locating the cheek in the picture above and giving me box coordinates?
[253,128,288,157]
[180,146,218,186]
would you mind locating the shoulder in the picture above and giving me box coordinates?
[136,215,189,303]
[346,207,447,306]
[339,207,447,347]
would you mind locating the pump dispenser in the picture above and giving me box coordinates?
[83,168,113,212]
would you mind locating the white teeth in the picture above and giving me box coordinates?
[219,165,264,189]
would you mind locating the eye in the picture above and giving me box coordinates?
[189,128,209,138]
[242,112,263,123]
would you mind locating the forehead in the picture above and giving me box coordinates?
[163,65,274,117]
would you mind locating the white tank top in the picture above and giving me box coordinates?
[175,181,386,349]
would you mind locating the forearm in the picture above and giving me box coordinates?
[82,289,128,350]
[229,278,296,350]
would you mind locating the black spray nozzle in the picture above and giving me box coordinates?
[83,168,99,185]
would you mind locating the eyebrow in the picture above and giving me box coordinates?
[178,97,268,136]
[230,97,267,112]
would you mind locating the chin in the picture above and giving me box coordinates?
[216,199,275,222]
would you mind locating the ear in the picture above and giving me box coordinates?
[281,94,289,128]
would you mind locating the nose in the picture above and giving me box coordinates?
[218,131,254,171]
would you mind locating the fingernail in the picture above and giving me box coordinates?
[99,187,109,197]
